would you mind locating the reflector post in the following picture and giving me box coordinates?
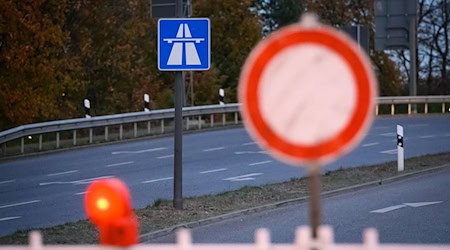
[84,178,139,246]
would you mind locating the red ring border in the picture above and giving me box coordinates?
[239,26,376,164]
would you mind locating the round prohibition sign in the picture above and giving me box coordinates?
[239,23,377,166]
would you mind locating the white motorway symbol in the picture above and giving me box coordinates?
[370,201,443,213]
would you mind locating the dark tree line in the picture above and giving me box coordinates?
[1,0,446,130]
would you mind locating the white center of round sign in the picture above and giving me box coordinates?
[259,44,356,145]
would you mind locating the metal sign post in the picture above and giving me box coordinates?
[173,0,184,210]
[308,166,321,238]
[157,2,210,210]
[409,14,417,113]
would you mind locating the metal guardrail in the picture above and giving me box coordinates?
[0,96,449,156]
[377,96,450,115]
[0,104,240,156]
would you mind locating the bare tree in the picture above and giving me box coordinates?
[396,0,449,95]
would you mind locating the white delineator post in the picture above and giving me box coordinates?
[84,99,91,118]
[397,125,404,172]
[219,88,225,105]
[144,94,150,112]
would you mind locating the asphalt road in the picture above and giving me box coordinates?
[0,115,449,236]
[150,167,450,244]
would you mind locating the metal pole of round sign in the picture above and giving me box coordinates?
[239,13,377,238]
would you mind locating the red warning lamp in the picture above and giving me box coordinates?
[85,178,138,246]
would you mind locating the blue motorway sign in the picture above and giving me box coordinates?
[158,18,210,71]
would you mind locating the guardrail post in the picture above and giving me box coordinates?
[73,130,77,145]
[105,127,108,141]
[134,123,138,137]
[119,125,123,140]
[56,132,60,149]
[210,114,214,127]
[186,117,190,130]
[442,102,445,113]
[147,121,151,134]
[375,105,379,116]
[1,143,5,155]
[408,103,412,115]
[198,116,202,129]
[425,103,428,114]
[391,103,395,115]
[161,120,165,134]
[21,137,24,153]
[39,134,43,151]
[222,113,226,126]
[234,112,238,124]
[89,129,93,144]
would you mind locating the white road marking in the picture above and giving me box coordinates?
[202,147,225,152]
[242,142,257,146]
[40,175,113,186]
[371,201,443,213]
[419,135,435,139]
[46,170,79,177]
[234,151,266,155]
[379,132,396,136]
[142,177,173,184]
[0,180,16,185]
[362,142,379,147]
[249,160,272,166]
[200,168,227,174]
[0,200,40,209]
[74,191,87,196]
[105,161,134,167]
[157,154,174,159]
[223,173,263,182]
[112,147,167,155]
[403,201,443,207]
[0,216,21,222]
[370,205,406,213]
[380,149,397,154]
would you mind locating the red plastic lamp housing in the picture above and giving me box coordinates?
[85,178,131,224]
[84,178,138,246]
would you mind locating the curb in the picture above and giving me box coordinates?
[139,163,450,242]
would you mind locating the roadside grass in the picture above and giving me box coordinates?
[1,152,450,245]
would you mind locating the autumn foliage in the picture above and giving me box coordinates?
[1,0,446,130]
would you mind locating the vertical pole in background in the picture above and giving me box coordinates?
[144,94,150,112]
[219,88,225,105]
[397,125,404,172]
[84,99,91,118]
[173,0,184,210]
[356,25,361,50]
[409,15,417,113]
